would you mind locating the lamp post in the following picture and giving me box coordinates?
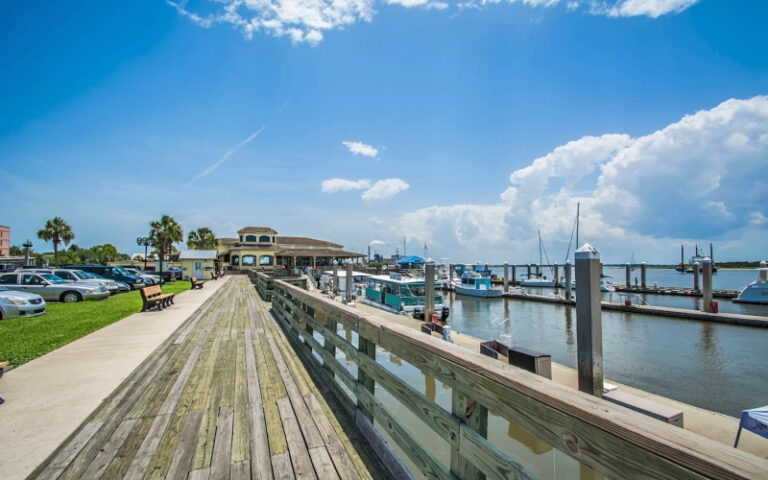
[136,237,153,270]
[22,240,33,267]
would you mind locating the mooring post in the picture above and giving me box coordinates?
[346,262,353,303]
[425,261,435,322]
[503,262,509,293]
[553,262,559,287]
[641,262,647,289]
[625,263,631,288]
[702,258,713,312]
[527,264,532,279]
[575,244,603,397]
[536,264,541,276]
[512,265,516,285]
[332,261,339,295]
[448,263,454,285]
[565,261,572,301]
[693,262,700,292]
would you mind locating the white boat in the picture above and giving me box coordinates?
[319,270,369,296]
[735,263,768,304]
[453,271,503,298]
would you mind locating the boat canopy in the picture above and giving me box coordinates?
[734,406,768,447]
[395,255,425,265]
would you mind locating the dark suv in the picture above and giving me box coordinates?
[64,265,145,290]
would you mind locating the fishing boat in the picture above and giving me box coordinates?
[453,270,503,298]
[363,273,450,319]
[735,262,768,304]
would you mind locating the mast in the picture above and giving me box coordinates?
[403,236,406,257]
[576,202,580,249]
[538,229,543,266]
[681,244,684,270]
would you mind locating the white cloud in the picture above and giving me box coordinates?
[362,178,410,200]
[170,0,698,45]
[393,96,768,262]
[321,178,372,193]
[342,141,379,157]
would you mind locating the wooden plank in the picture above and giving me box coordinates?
[210,406,234,480]
[188,467,210,480]
[277,397,318,480]
[34,421,102,480]
[271,452,295,480]
[123,413,172,480]
[357,335,376,422]
[231,460,251,480]
[308,446,341,480]
[459,425,536,480]
[450,390,487,480]
[250,406,274,480]
[355,410,413,480]
[357,353,459,448]
[233,319,251,463]
[80,418,138,478]
[165,410,204,480]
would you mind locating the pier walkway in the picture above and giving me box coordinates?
[27,276,385,480]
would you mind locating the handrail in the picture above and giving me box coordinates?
[267,276,768,480]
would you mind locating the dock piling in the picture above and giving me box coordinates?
[702,258,713,312]
[512,265,516,285]
[554,262,559,288]
[333,261,339,295]
[425,261,435,322]
[346,262,353,303]
[641,262,647,289]
[527,264,532,279]
[626,263,631,288]
[575,244,603,398]
[693,262,700,292]
[565,261,572,301]
[503,262,509,293]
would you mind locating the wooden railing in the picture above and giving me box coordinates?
[266,277,768,480]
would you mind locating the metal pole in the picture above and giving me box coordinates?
[565,261,572,301]
[425,262,435,322]
[702,258,713,312]
[575,244,603,397]
[641,262,647,289]
[503,262,509,293]
[693,262,700,292]
[346,262,353,303]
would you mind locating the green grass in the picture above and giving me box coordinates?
[0,281,191,367]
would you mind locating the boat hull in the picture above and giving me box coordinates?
[454,284,503,298]
[520,280,556,288]
[735,284,768,304]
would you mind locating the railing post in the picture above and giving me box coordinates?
[575,243,603,398]
[323,313,337,380]
[451,390,487,480]
[358,335,376,421]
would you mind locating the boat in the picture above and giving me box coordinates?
[735,262,768,304]
[453,270,503,298]
[520,230,557,287]
[319,270,369,296]
[675,244,718,273]
[363,273,450,320]
[600,274,616,292]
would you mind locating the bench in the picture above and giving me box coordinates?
[140,285,175,312]
[480,340,552,379]
[0,361,8,404]
[603,389,684,428]
[190,277,205,289]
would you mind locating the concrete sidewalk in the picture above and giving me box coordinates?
[0,277,230,480]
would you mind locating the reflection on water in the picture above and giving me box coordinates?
[564,306,574,346]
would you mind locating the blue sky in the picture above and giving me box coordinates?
[1,0,766,264]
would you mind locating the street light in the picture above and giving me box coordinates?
[22,240,33,267]
[136,237,153,270]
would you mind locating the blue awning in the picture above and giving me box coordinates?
[734,405,768,447]
[395,255,425,264]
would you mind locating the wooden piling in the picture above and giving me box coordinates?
[575,244,603,398]
[702,258,713,313]
[425,262,435,322]
[641,262,647,289]
[693,262,700,292]
[626,263,631,288]
[565,261,572,301]
[346,262,353,303]
[503,262,509,293]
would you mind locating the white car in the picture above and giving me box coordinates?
[0,286,47,319]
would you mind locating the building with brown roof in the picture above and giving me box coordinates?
[217,226,364,270]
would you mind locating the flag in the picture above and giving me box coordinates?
[424,242,428,251]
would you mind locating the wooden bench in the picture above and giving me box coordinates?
[190,277,205,289]
[0,361,8,404]
[140,285,175,312]
[603,389,684,428]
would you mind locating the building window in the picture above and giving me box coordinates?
[245,235,257,242]
[242,255,256,266]
[259,255,273,265]
[232,255,240,266]
[259,235,271,243]
[239,235,243,242]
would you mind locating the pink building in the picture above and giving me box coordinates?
[0,225,9,256]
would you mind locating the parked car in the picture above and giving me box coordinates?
[79,271,131,292]
[0,272,109,303]
[63,265,145,290]
[19,268,122,295]
[0,264,18,272]
[121,267,162,285]
[0,286,46,319]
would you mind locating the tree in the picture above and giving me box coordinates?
[187,227,217,250]
[37,217,75,267]
[9,245,23,256]
[149,214,183,279]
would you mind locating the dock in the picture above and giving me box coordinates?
[27,277,387,480]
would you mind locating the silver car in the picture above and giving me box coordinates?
[0,286,47,319]
[0,272,109,303]
[20,268,121,295]
[78,271,131,292]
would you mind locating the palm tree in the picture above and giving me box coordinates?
[37,217,75,267]
[187,227,217,250]
[149,215,183,280]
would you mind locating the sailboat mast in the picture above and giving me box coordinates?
[538,229,543,266]
[576,203,580,249]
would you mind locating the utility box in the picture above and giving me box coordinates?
[480,341,552,379]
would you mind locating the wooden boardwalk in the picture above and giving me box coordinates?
[29,276,387,480]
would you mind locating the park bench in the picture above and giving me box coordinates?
[190,277,205,289]
[0,361,9,404]
[140,285,175,312]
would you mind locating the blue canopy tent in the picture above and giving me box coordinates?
[395,255,425,267]
[734,406,768,447]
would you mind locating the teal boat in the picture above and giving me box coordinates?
[364,273,449,320]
